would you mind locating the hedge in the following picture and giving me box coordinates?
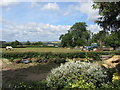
[1,51,120,62]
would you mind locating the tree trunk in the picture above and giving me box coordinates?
[113,47,116,50]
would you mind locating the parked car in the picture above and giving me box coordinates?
[91,43,98,48]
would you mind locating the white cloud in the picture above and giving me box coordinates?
[76,2,100,22]
[0,0,19,7]
[63,2,99,22]
[2,19,71,41]
[87,24,102,33]
[41,3,60,11]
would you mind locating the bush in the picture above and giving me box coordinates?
[46,61,108,89]
[100,80,120,89]
[8,81,48,89]
[112,72,120,82]
[54,58,66,64]
[64,75,96,89]
[2,51,120,62]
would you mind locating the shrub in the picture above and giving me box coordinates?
[2,51,120,62]
[64,75,96,89]
[9,81,48,89]
[100,80,120,89]
[112,72,120,82]
[54,58,66,64]
[46,61,108,89]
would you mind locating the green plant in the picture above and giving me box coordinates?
[112,72,120,82]
[2,51,120,62]
[10,81,48,89]
[46,61,108,89]
[64,75,96,89]
[100,80,120,90]
[54,58,66,64]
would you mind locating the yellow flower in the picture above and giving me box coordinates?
[112,72,120,82]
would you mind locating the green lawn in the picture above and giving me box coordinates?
[1,47,81,53]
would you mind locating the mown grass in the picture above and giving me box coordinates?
[1,47,81,53]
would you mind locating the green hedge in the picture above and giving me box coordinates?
[1,51,120,62]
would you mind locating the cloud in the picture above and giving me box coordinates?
[41,3,60,11]
[0,0,19,7]
[63,2,99,22]
[87,24,102,33]
[77,2,100,22]
[2,19,71,41]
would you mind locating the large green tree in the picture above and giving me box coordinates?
[59,31,74,47]
[91,30,109,43]
[93,2,120,31]
[104,31,120,50]
[59,22,90,47]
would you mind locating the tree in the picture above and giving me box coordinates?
[11,40,22,47]
[25,41,31,45]
[93,2,120,31]
[32,41,43,45]
[104,31,120,50]
[59,31,74,47]
[91,30,109,48]
[91,30,108,43]
[59,22,91,47]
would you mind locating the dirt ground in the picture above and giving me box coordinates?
[1,59,59,88]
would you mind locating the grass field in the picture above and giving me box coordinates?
[1,47,81,53]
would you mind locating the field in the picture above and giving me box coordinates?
[1,47,81,53]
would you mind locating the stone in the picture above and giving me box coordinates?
[102,55,120,69]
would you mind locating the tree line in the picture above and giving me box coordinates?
[1,40,43,48]
[59,22,120,50]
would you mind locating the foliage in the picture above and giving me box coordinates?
[54,58,66,64]
[10,81,48,89]
[91,30,120,50]
[24,41,31,45]
[93,2,120,31]
[104,31,120,50]
[59,22,91,47]
[91,30,108,44]
[2,40,23,48]
[11,40,22,47]
[46,61,108,89]
[2,51,120,62]
[100,80,120,90]
[112,72,120,82]
[65,75,96,89]
[31,41,43,45]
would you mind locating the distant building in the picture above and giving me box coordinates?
[47,44,54,46]
[51,41,60,44]
[43,41,60,47]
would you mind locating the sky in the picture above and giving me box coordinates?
[0,0,103,42]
